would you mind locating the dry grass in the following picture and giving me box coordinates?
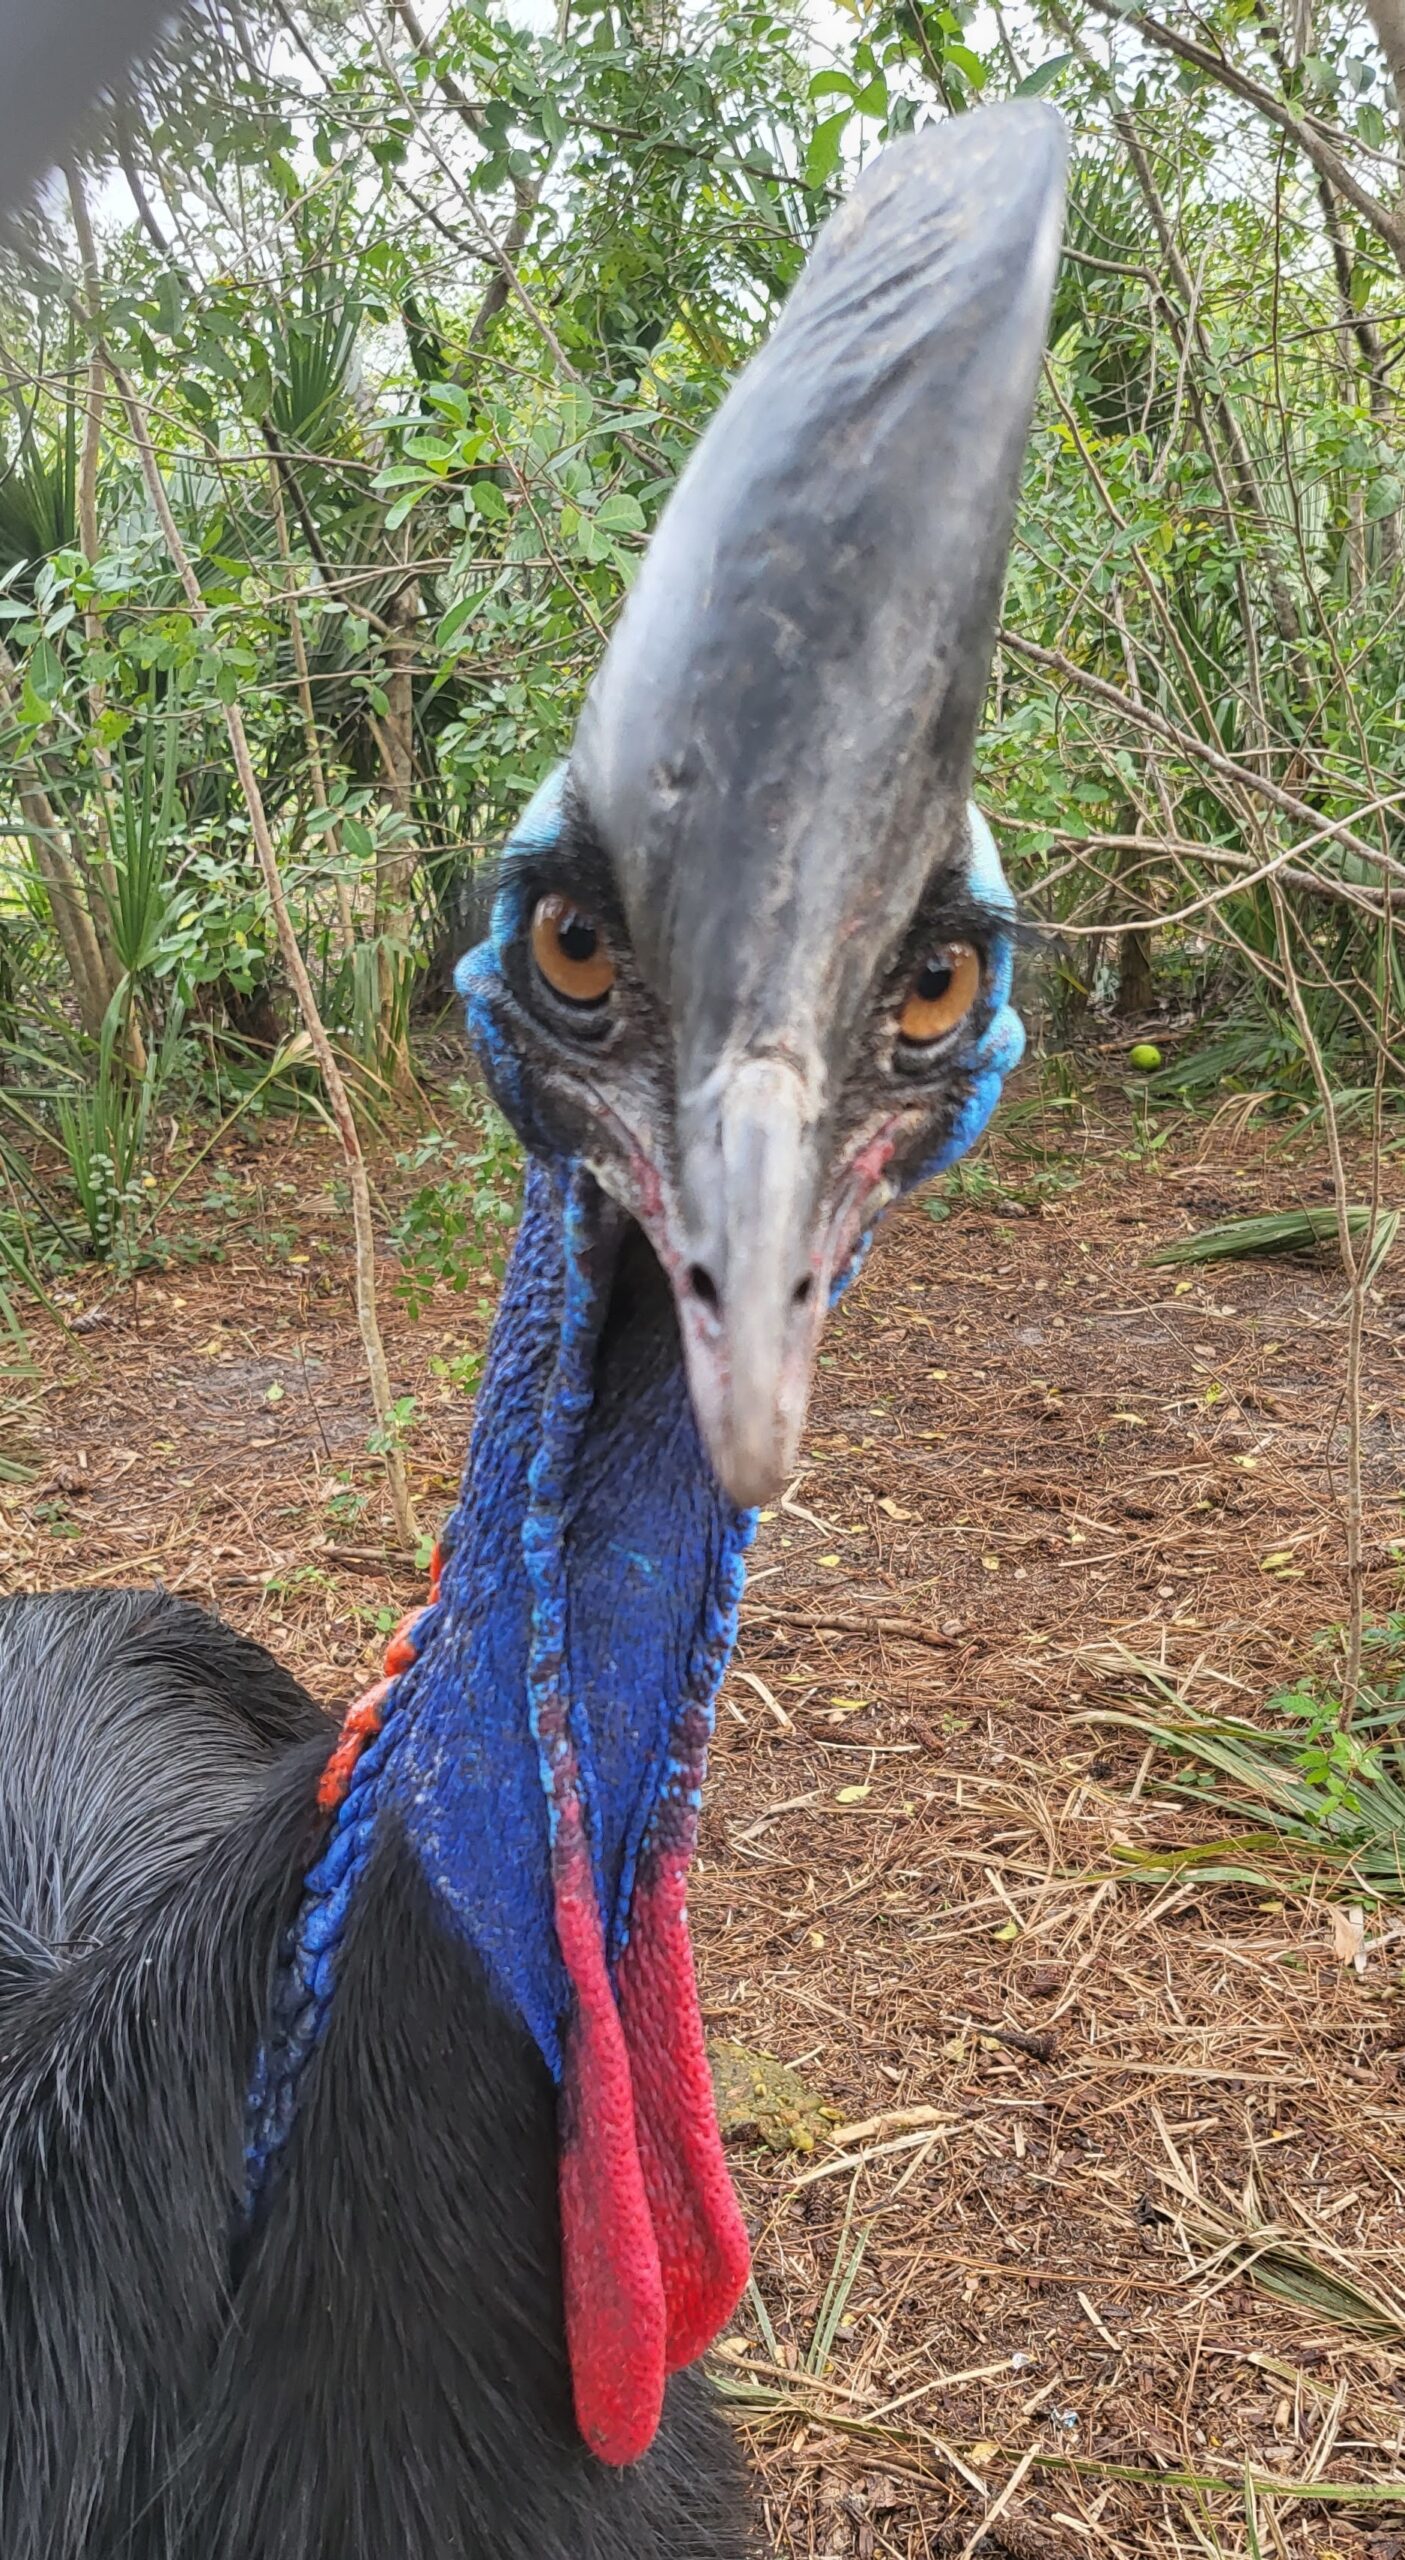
[3,1069,1404,2558]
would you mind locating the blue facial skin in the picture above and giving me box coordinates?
[454,769,1024,1180]
[911,801,1025,1183]
[457,771,1025,1316]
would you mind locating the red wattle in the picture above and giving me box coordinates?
[617,1854,751,2370]
[554,1835,667,2467]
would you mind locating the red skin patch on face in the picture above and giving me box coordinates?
[813,1121,906,1294]
[628,1149,664,1228]
[846,1127,897,1195]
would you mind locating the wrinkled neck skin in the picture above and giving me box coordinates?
[378,1160,760,2465]
[387,1158,751,2079]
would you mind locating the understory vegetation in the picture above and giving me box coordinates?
[0,0,1401,1733]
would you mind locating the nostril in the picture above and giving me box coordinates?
[688,1262,720,1312]
[792,1274,814,1308]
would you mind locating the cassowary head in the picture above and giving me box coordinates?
[462,104,1065,1506]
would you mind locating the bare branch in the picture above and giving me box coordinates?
[998,631,1405,887]
[1084,0,1405,276]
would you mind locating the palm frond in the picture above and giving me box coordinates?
[1080,1636,1405,1902]
[1150,1206,1397,1268]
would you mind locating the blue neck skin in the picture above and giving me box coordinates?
[384,1161,751,2079]
[383,784,1025,2073]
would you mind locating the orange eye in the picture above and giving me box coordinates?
[897,943,981,1045]
[530,894,615,1006]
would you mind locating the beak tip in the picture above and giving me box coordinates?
[715,1454,784,1512]
[702,1412,803,1512]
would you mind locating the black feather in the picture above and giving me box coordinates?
[0,1590,749,2559]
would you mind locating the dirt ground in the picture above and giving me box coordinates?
[4,1069,1405,2560]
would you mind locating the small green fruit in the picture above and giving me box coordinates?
[1128,1042,1162,1072]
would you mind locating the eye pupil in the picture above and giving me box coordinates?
[916,955,954,1004]
[556,912,597,965]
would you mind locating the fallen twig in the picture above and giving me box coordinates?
[959,2020,1059,2065]
[740,1604,960,1653]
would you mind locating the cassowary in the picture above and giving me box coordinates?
[0,70,1065,2560]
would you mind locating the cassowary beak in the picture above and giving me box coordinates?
[671,1057,831,1509]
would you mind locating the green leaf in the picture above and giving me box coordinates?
[1017,52,1071,95]
[435,575,507,648]
[470,480,509,523]
[943,41,987,85]
[808,68,854,99]
[27,637,63,703]
[852,72,887,114]
[153,270,185,337]
[404,432,459,467]
[594,490,646,534]
[572,514,609,563]
[805,110,848,188]
[436,595,478,649]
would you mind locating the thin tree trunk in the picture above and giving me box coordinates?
[0,639,125,1042]
[383,0,558,365]
[1255,22,1400,572]
[114,112,172,259]
[375,571,420,1090]
[66,161,149,1075]
[1364,0,1405,222]
[1085,0,1405,278]
[266,457,357,963]
[1052,11,1307,658]
[1115,925,1155,1017]
[1,737,112,1041]
[20,787,114,1040]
